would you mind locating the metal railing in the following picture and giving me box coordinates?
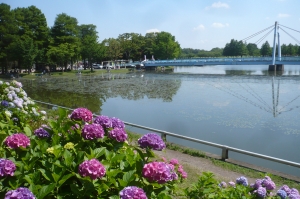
[34,100,300,169]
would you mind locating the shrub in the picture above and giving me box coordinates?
[0,81,186,198]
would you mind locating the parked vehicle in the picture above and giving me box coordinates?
[93,64,103,69]
[125,64,136,68]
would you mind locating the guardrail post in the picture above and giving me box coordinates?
[221,146,228,160]
[161,133,167,142]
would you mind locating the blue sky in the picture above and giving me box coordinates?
[3,0,300,50]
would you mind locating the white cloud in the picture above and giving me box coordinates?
[193,24,205,31]
[278,13,291,18]
[146,28,160,33]
[206,1,230,10]
[211,23,229,28]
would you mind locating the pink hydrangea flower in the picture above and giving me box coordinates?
[109,128,127,142]
[142,162,177,184]
[78,159,106,180]
[70,108,93,122]
[177,165,187,179]
[81,124,104,140]
[5,133,30,149]
[169,159,179,165]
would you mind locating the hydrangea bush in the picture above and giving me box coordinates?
[185,172,300,199]
[0,82,186,198]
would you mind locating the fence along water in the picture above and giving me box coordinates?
[34,100,300,170]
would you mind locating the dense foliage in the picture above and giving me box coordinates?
[0,80,188,198]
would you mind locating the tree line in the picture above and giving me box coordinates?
[181,39,300,58]
[0,3,181,73]
[1,3,299,74]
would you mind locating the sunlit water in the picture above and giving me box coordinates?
[19,65,300,177]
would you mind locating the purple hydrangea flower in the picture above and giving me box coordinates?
[81,123,104,140]
[253,179,263,189]
[291,188,299,195]
[142,162,177,184]
[280,185,291,195]
[288,193,300,199]
[34,128,50,138]
[109,128,127,142]
[111,117,125,129]
[70,108,93,122]
[0,159,16,177]
[119,186,148,199]
[236,176,248,186]
[78,159,106,180]
[93,115,112,128]
[277,190,287,199]
[1,100,9,107]
[255,187,267,198]
[5,133,30,149]
[228,181,235,187]
[262,178,276,190]
[218,181,227,188]
[5,187,35,199]
[138,133,166,151]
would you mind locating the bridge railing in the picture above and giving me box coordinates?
[34,100,300,170]
[144,56,300,64]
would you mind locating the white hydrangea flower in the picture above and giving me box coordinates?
[0,81,3,85]
[22,110,28,114]
[4,111,11,118]
[15,88,20,93]
[40,110,47,115]
[4,88,9,93]
[24,106,28,110]
[41,116,46,120]
[7,94,13,101]
[5,82,10,85]
[8,102,15,108]
[8,86,15,91]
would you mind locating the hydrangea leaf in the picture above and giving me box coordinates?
[23,126,32,136]
[123,170,136,183]
[36,183,56,199]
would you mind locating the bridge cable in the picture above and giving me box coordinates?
[241,24,274,42]
[279,26,300,45]
[278,24,300,34]
[255,28,274,45]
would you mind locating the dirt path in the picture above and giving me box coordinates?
[154,149,264,184]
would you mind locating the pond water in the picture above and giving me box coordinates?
[19,65,300,177]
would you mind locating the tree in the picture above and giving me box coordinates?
[0,3,17,74]
[8,35,37,73]
[118,33,143,60]
[246,43,260,56]
[152,31,181,60]
[79,24,99,71]
[49,13,80,70]
[103,38,123,61]
[223,39,248,57]
[260,41,272,56]
[12,6,48,71]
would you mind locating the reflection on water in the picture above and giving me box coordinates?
[19,65,300,177]
[174,65,300,76]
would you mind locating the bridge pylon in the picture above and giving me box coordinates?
[269,21,284,72]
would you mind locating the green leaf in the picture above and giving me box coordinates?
[93,147,106,159]
[38,169,54,182]
[123,170,136,183]
[109,195,119,199]
[63,149,73,167]
[118,179,127,187]
[36,183,56,199]
[58,173,74,187]
[23,126,32,136]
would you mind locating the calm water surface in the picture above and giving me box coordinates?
[20,65,300,177]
